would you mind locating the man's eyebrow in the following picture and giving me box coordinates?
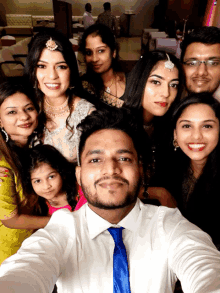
[85,149,103,157]
[184,57,220,61]
[85,149,135,157]
[117,149,135,155]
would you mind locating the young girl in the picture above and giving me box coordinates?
[27,144,77,215]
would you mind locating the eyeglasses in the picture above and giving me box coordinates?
[183,59,220,67]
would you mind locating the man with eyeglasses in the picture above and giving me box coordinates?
[181,27,220,97]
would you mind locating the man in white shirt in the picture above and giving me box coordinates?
[0,108,220,293]
[181,26,220,100]
[83,3,94,30]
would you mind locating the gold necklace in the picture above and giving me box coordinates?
[44,108,70,118]
[45,97,68,110]
[105,74,117,94]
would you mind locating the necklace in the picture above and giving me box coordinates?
[44,108,70,118]
[105,74,117,94]
[45,97,68,110]
[44,96,74,118]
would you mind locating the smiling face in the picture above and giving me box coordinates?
[142,61,179,119]
[31,162,63,200]
[183,43,220,94]
[36,48,70,100]
[0,92,38,145]
[174,103,219,167]
[84,35,115,74]
[76,129,142,214]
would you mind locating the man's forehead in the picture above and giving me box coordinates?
[82,129,137,156]
[184,42,220,59]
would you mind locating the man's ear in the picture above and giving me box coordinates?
[75,166,81,186]
[113,50,116,59]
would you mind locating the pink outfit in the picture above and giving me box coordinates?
[74,186,87,211]
[46,186,87,214]
[46,202,72,215]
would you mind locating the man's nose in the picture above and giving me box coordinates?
[102,159,121,176]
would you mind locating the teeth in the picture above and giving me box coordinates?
[45,84,59,87]
[189,144,205,148]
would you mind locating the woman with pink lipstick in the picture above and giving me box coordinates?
[165,92,220,249]
[79,24,126,108]
[0,78,51,264]
[24,30,95,163]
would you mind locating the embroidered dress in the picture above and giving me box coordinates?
[0,152,33,265]
[44,99,94,162]
[82,80,125,108]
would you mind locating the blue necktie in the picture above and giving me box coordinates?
[108,227,131,293]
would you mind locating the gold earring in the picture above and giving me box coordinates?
[173,139,179,151]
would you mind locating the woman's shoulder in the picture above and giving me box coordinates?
[69,97,94,125]
[73,96,94,110]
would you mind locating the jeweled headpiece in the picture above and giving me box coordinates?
[45,38,58,51]
[164,53,174,71]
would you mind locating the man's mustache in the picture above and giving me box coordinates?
[94,175,129,186]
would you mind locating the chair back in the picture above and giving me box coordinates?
[1,35,16,47]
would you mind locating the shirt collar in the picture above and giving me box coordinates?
[86,199,141,240]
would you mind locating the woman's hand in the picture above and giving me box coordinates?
[0,166,9,183]
[1,214,51,230]
[139,186,177,208]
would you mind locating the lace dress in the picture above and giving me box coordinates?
[44,99,94,163]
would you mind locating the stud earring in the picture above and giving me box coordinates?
[1,127,9,142]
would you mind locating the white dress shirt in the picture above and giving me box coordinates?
[83,11,94,29]
[0,199,220,293]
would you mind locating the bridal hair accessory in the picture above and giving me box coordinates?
[46,38,58,51]
[165,53,174,71]
[173,139,179,151]
[1,127,9,142]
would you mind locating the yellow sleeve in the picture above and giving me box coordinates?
[0,154,19,220]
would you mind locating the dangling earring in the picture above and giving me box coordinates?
[1,127,9,142]
[69,85,75,90]
[173,139,179,151]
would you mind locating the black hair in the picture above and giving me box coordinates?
[123,50,184,110]
[26,144,77,215]
[77,107,150,164]
[79,24,121,102]
[24,29,96,132]
[0,77,41,212]
[103,2,111,10]
[164,92,220,245]
[79,23,120,71]
[85,3,91,11]
[24,29,80,99]
[77,108,151,198]
[0,76,39,112]
[180,26,220,62]
[169,92,220,171]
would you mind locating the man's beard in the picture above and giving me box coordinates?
[80,175,142,210]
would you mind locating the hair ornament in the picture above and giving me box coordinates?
[46,38,58,51]
[165,53,174,71]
